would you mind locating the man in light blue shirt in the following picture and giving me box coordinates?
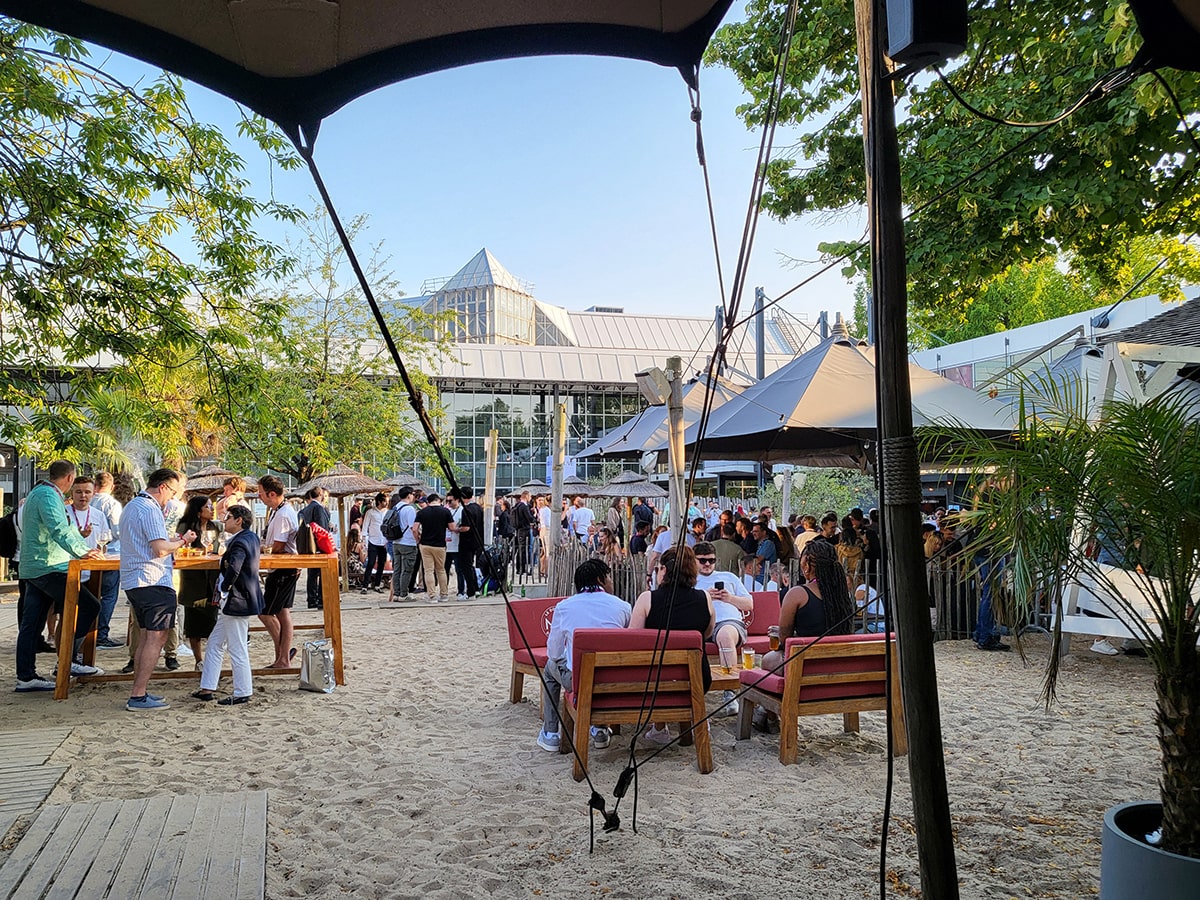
[391,487,421,600]
[15,460,106,692]
[537,559,631,753]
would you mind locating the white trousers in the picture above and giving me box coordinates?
[199,612,252,698]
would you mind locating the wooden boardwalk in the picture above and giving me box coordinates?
[0,728,72,840]
[0,791,267,900]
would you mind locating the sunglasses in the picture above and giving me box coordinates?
[695,557,716,564]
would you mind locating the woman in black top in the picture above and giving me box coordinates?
[630,545,715,687]
[178,495,222,669]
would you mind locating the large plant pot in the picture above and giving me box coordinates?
[1101,801,1200,899]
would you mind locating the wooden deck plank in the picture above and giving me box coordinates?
[103,794,173,899]
[169,794,224,900]
[72,798,147,898]
[140,795,197,898]
[203,793,246,895]
[0,791,269,900]
[235,790,267,900]
[0,729,73,767]
[0,806,67,899]
[9,801,96,900]
[44,799,123,900]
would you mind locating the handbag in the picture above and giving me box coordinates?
[299,638,336,693]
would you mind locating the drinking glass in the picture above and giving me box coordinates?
[768,626,780,652]
[201,530,214,555]
[718,646,737,675]
[97,530,111,555]
[742,646,755,670]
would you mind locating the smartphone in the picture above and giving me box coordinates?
[714,580,724,590]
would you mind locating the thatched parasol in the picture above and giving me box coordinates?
[592,470,667,499]
[508,479,551,498]
[562,475,594,497]
[297,464,394,593]
[183,465,257,494]
[297,463,391,498]
[384,474,434,496]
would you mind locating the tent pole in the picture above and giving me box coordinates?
[854,0,959,896]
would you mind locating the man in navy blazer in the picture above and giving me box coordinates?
[194,504,264,705]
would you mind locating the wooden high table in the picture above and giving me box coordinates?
[54,553,345,700]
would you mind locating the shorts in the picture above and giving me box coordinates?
[126,585,179,632]
[712,619,748,644]
[263,568,299,615]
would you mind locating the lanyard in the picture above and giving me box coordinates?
[70,506,91,531]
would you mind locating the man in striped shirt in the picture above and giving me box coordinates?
[120,468,196,711]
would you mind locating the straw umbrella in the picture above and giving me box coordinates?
[182,465,257,496]
[508,479,551,498]
[384,474,434,498]
[563,475,593,497]
[593,471,667,543]
[297,464,393,591]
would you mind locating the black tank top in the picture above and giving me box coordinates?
[645,585,713,691]
[789,585,827,637]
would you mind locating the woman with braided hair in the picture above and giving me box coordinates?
[754,540,856,732]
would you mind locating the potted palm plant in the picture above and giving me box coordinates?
[937,375,1199,897]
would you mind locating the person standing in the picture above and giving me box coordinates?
[445,493,466,600]
[414,493,454,602]
[360,492,388,593]
[91,471,124,647]
[568,496,594,544]
[68,475,110,551]
[257,475,299,668]
[297,487,331,608]
[14,460,105,692]
[213,476,246,521]
[390,487,421,601]
[512,491,536,576]
[193,504,263,705]
[120,467,195,710]
[456,486,485,599]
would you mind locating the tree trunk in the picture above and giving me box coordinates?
[1157,636,1200,858]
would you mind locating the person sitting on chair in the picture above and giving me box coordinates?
[537,559,630,754]
[693,541,752,718]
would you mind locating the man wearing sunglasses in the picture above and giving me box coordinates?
[692,541,753,717]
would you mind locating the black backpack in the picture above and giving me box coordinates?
[0,510,18,560]
[380,507,403,541]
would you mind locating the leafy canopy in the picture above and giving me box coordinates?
[0,19,300,464]
[707,1,1200,317]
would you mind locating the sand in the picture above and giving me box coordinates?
[0,597,1160,899]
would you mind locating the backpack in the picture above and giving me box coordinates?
[0,510,17,559]
[380,507,403,541]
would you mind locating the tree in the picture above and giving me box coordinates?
[0,20,300,465]
[707,1,1200,315]
[759,467,878,517]
[218,207,451,484]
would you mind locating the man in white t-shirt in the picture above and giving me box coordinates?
[258,475,299,669]
[537,558,631,753]
[91,471,124,647]
[693,541,753,716]
[567,496,594,544]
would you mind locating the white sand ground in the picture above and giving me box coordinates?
[0,596,1160,899]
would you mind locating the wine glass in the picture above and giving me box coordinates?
[96,530,111,555]
[200,529,214,555]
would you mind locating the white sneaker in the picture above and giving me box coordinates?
[70,662,104,676]
[1091,639,1119,656]
[15,676,56,692]
[718,690,739,717]
[175,644,194,658]
[537,729,561,752]
[642,725,672,746]
[591,726,611,749]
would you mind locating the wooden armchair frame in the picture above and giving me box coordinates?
[736,633,907,764]
[559,629,714,782]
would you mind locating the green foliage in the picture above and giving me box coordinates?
[0,19,300,464]
[759,467,877,517]
[707,1,1200,314]
[934,375,1200,856]
[218,207,451,484]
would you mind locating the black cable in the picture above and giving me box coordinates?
[1152,69,1200,157]
[933,61,1143,128]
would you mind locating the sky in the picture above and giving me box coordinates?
[98,5,863,331]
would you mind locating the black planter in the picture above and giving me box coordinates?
[1101,801,1200,899]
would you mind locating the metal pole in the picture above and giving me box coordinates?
[854,0,959,896]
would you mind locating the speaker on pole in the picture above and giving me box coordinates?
[885,0,967,67]
[1128,0,1200,71]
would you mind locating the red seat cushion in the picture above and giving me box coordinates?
[739,667,783,694]
[741,634,892,702]
[505,596,564,652]
[746,592,781,635]
[513,647,548,668]
[571,628,703,708]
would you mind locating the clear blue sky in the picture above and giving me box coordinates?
[105,6,862,330]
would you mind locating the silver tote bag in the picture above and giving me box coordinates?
[299,638,336,693]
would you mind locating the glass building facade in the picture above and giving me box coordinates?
[442,383,644,489]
